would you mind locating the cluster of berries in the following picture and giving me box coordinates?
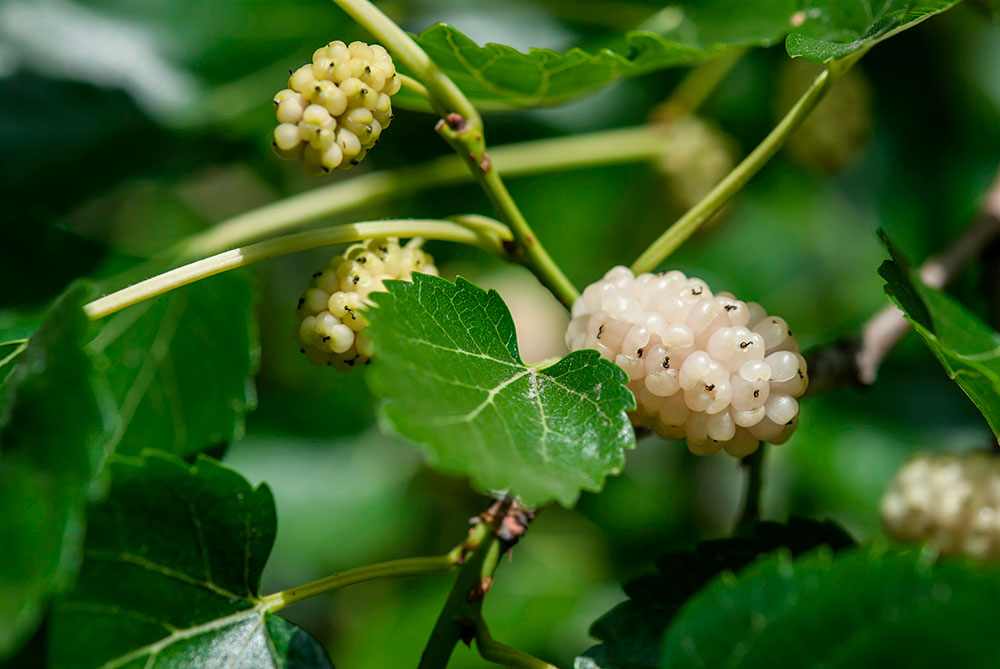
[272,41,399,175]
[882,452,1000,559]
[297,237,437,369]
[567,267,807,456]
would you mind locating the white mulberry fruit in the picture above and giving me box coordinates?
[272,40,400,175]
[882,452,1000,559]
[565,266,807,456]
[297,237,437,369]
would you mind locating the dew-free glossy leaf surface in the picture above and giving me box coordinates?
[879,233,1000,440]
[366,274,635,508]
[90,273,258,458]
[49,453,332,669]
[0,284,113,658]
[661,546,1000,668]
[576,519,854,669]
[400,1,961,109]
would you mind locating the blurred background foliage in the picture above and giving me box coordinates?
[2,0,999,666]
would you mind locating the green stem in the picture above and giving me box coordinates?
[329,0,579,307]
[172,125,668,262]
[0,340,29,369]
[398,73,431,101]
[474,620,559,669]
[85,218,508,319]
[419,522,503,669]
[470,154,581,307]
[735,443,765,535]
[260,549,463,612]
[631,55,862,274]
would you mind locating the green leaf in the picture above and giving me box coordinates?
[49,452,333,669]
[786,0,964,61]
[401,2,960,110]
[576,518,854,669]
[404,24,712,110]
[661,546,1000,668]
[90,273,258,458]
[0,283,113,658]
[878,233,1000,440]
[365,274,635,508]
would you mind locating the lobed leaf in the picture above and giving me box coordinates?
[0,283,114,658]
[90,273,258,459]
[365,274,635,508]
[879,232,1000,440]
[49,453,332,669]
[661,546,1000,667]
[575,518,854,669]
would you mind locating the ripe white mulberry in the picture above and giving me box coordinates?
[882,452,1000,559]
[297,237,437,369]
[272,40,400,175]
[566,267,807,457]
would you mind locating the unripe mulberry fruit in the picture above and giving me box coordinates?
[882,452,1000,559]
[776,59,872,173]
[296,237,437,369]
[272,40,400,175]
[565,266,807,457]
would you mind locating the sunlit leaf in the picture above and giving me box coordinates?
[366,274,634,507]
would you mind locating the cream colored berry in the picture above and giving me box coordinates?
[882,452,1000,559]
[272,40,400,175]
[566,266,808,456]
[296,238,438,369]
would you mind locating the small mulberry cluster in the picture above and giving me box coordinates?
[297,238,437,369]
[272,41,400,176]
[566,267,807,457]
[882,452,1000,560]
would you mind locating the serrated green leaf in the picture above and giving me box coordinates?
[402,24,712,110]
[49,453,332,669]
[786,1,964,62]
[661,546,1000,668]
[878,232,1000,440]
[398,2,960,110]
[365,274,634,508]
[0,283,114,658]
[90,273,258,458]
[576,518,854,669]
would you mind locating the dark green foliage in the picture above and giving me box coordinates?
[662,546,1000,667]
[577,518,854,668]
[91,274,259,458]
[0,284,113,657]
[49,453,332,669]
